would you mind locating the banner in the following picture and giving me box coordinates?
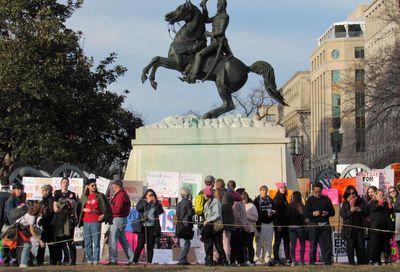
[22,177,52,201]
[179,173,202,197]
[51,177,84,197]
[159,208,176,233]
[332,231,348,263]
[356,169,394,196]
[331,177,356,201]
[96,177,111,195]
[123,181,143,204]
[147,171,180,198]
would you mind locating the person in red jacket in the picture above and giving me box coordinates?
[105,180,134,265]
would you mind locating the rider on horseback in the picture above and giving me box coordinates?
[184,0,232,83]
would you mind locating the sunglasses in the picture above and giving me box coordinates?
[148,194,155,197]
[389,190,396,194]
[349,192,356,195]
[89,184,97,187]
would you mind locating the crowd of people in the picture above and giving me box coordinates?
[1,174,400,267]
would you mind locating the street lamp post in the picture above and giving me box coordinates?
[328,127,343,173]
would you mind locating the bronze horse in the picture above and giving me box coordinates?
[141,1,287,119]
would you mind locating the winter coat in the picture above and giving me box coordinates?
[368,199,391,230]
[340,197,368,240]
[132,198,164,237]
[204,197,221,223]
[254,195,274,231]
[175,198,194,239]
[304,195,335,224]
[232,201,247,231]
[78,191,112,227]
[273,192,289,226]
[244,202,258,233]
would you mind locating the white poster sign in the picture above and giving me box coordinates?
[96,177,110,195]
[356,169,394,196]
[51,177,84,197]
[22,177,51,201]
[159,208,176,233]
[147,171,179,198]
[122,180,144,204]
[179,173,202,197]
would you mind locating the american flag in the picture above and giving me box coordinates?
[292,154,304,172]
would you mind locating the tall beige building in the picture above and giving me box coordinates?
[310,6,369,179]
[364,0,400,167]
[279,71,311,178]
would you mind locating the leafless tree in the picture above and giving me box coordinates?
[232,81,277,120]
[342,0,400,168]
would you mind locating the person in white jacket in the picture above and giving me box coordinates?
[242,191,259,266]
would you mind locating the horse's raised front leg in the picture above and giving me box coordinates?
[148,56,180,90]
[141,56,163,84]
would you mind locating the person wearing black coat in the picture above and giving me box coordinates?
[368,189,392,266]
[340,186,368,265]
[304,183,335,265]
[36,184,57,265]
[272,183,291,265]
[175,188,194,265]
[132,189,164,264]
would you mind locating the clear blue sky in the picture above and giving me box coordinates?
[66,0,368,124]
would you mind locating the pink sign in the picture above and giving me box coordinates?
[322,189,339,205]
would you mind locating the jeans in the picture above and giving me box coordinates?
[179,239,191,264]
[109,217,134,263]
[83,222,101,263]
[289,227,306,263]
[20,242,32,266]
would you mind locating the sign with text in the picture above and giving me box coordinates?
[147,171,180,198]
[95,177,110,195]
[123,180,143,204]
[331,177,356,201]
[23,177,83,200]
[356,169,394,196]
[159,208,176,233]
[179,173,202,197]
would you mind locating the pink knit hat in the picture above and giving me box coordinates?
[203,186,213,197]
[275,182,287,189]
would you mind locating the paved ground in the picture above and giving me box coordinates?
[1,263,400,271]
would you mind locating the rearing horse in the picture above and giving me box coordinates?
[141,1,287,119]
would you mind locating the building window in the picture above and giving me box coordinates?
[355,47,365,59]
[355,69,365,81]
[332,70,340,83]
[266,114,276,122]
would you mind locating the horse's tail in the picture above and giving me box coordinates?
[249,61,288,106]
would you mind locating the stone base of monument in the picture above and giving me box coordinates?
[124,116,298,198]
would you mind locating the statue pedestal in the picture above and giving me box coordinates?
[124,116,298,198]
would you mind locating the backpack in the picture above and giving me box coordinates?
[194,193,206,216]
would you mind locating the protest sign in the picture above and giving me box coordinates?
[356,170,382,196]
[123,180,143,203]
[159,208,176,233]
[96,177,110,194]
[147,171,180,198]
[322,188,339,205]
[52,177,83,196]
[22,177,52,200]
[179,173,202,197]
[331,177,356,201]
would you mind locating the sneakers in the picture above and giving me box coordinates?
[19,264,28,268]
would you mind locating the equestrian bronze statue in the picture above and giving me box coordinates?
[141,0,287,119]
